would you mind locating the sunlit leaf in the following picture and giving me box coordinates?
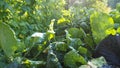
[57,17,66,24]
[117,27,120,34]
[62,10,71,16]
[90,11,114,44]
[105,28,116,35]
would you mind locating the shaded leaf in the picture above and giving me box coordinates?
[55,42,68,51]
[68,28,82,38]
[78,46,87,55]
[0,23,18,57]
[64,50,87,68]
[69,38,83,50]
[46,43,63,68]
[5,62,21,68]
[0,62,6,68]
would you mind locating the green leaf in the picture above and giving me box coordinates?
[116,3,120,12]
[68,28,82,38]
[78,46,87,55]
[88,57,107,68]
[84,34,94,48]
[80,22,89,32]
[69,38,83,50]
[46,43,62,68]
[64,50,87,68]
[0,23,18,57]
[55,42,68,51]
[90,11,114,44]
[65,29,83,49]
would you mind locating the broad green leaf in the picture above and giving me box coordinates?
[55,42,68,51]
[64,50,87,68]
[69,38,83,49]
[65,29,83,49]
[68,28,82,38]
[90,11,114,44]
[78,46,87,55]
[0,23,18,57]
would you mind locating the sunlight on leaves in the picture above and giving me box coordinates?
[57,17,66,24]
[62,10,71,16]
[105,28,116,35]
[117,27,120,34]
[90,11,114,44]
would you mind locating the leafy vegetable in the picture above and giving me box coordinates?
[90,11,114,44]
[46,43,62,68]
[64,50,87,68]
[0,23,18,57]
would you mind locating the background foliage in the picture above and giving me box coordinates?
[0,0,120,68]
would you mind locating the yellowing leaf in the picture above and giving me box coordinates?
[109,18,114,25]
[23,59,30,64]
[105,28,116,35]
[62,10,71,16]
[117,27,120,33]
[105,29,112,35]
[57,17,66,24]
[48,19,55,33]
[111,29,116,35]
[48,33,54,40]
